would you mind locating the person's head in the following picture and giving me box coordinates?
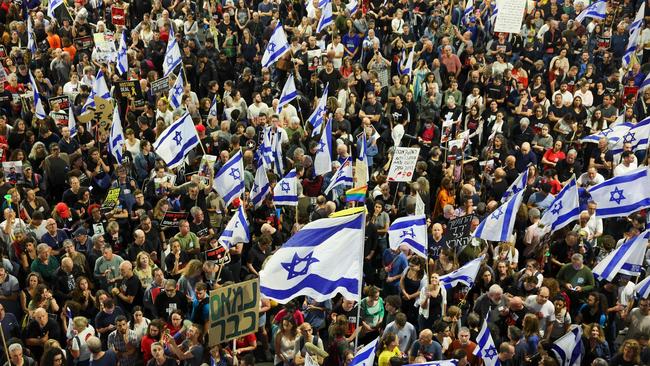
[151,342,165,360]
[498,342,514,360]
[570,253,584,270]
[418,329,433,345]
[381,332,398,350]
[620,339,640,362]
[87,336,102,354]
[34,307,49,327]
[488,284,503,303]
[458,327,471,345]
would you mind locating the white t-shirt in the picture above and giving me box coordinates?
[524,296,556,336]
[71,325,97,362]
[326,43,345,69]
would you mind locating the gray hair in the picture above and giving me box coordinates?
[567,149,578,157]
[92,234,104,245]
[528,208,541,220]
[36,243,49,253]
[488,284,503,295]
[190,206,202,217]
[8,343,22,354]
[87,336,102,353]
[591,359,608,366]
[571,253,583,262]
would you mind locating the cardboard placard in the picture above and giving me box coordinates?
[160,211,189,228]
[49,95,70,110]
[209,278,259,347]
[151,76,170,95]
[387,147,420,182]
[493,0,526,34]
[203,245,231,265]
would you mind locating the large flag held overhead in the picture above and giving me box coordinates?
[473,317,500,366]
[168,73,185,110]
[349,337,379,366]
[273,169,298,206]
[218,205,250,249]
[575,0,607,23]
[551,325,583,366]
[623,2,645,67]
[251,163,271,209]
[116,30,129,76]
[502,169,528,203]
[324,157,353,195]
[463,0,474,24]
[109,107,125,164]
[277,74,298,113]
[48,0,65,19]
[29,71,47,120]
[346,0,359,15]
[388,215,427,258]
[153,113,200,169]
[634,276,650,299]
[474,189,524,242]
[163,25,182,77]
[260,212,365,303]
[314,118,332,176]
[262,22,290,68]
[588,167,650,218]
[539,176,580,233]
[592,229,648,281]
[214,150,245,207]
[439,255,483,289]
[307,85,329,136]
[81,70,111,114]
[317,0,334,33]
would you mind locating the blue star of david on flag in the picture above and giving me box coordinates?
[610,186,626,205]
[550,201,563,215]
[483,345,498,360]
[400,228,415,239]
[491,206,504,220]
[317,140,326,153]
[229,168,241,180]
[173,131,183,146]
[623,131,636,144]
[282,252,320,280]
[281,181,291,193]
[267,42,276,52]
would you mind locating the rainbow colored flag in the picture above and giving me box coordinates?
[345,186,367,203]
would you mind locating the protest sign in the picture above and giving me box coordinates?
[49,95,70,110]
[2,161,23,184]
[161,211,189,228]
[74,36,94,50]
[203,245,231,265]
[387,147,420,182]
[111,6,126,26]
[198,154,217,185]
[209,278,259,346]
[443,215,476,250]
[101,187,121,212]
[116,80,145,107]
[92,41,117,64]
[494,0,526,33]
[151,77,170,95]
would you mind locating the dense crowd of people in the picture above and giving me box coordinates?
[0,0,649,365]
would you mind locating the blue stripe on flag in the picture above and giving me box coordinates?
[222,181,245,204]
[260,274,358,299]
[166,135,199,167]
[282,214,365,248]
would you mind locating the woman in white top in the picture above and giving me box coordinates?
[124,129,141,158]
[69,316,96,365]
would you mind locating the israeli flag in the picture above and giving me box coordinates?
[262,22,290,68]
[116,30,129,76]
[260,212,365,303]
[473,317,500,366]
[213,150,245,207]
[539,176,580,233]
[462,0,474,24]
[259,127,275,170]
[404,361,459,366]
[48,0,65,19]
[575,0,607,23]
[153,112,200,169]
[69,103,77,137]
[474,189,524,242]
[324,157,353,195]
[623,2,645,68]
[634,276,650,299]
[398,48,414,77]
[29,71,47,120]
[277,74,298,113]
[81,70,111,114]
[208,95,219,117]
[251,163,271,209]
[273,169,298,206]
[439,255,483,289]
[356,132,369,186]
[349,337,379,366]
[612,117,650,156]
[317,0,334,33]
[272,128,284,176]
[388,214,428,258]
[314,118,332,176]
[581,123,632,146]
[163,25,182,77]
[551,325,583,366]
[168,73,185,110]
[65,307,74,339]
[27,16,37,55]
[592,229,648,281]
[588,167,650,218]
[501,169,528,203]
[307,85,328,136]
[346,0,359,15]
[218,205,250,249]
[109,107,125,164]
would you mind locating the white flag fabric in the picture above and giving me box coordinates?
[116,30,129,76]
[415,192,425,216]
[168,73,185,110]
[109,107,125,164]
[307,85,329,136]
[474,189,524,242]
[356,132,369,187]
[27,16,37,54]
[611,117,650,156]
[153,113,200,169]
[398,48,415,77]
[260,212,365,303]
[273,169,298,206]
[346,0,359,15]
[502,169,528,203]
[581,123,631,146]
[404,361,459,366]
[588,167,650,218]
[251,163,271,209]
[634,276,650,299]
[575,0,607,23]
[388,215,428,258]
[317,0,334,33]
[218,205,250,249]
[262,22,290,68]
[163,25,182,77]
[349,337,379,366]
[29,71,47,120]
[623,2,645,67]
[592,229,648,281]
[213,150,245,207]
[81,70,111,114]
[314,118,332,176]
[439,255,483,289]
[324,157,353,195]
[209,95,219,117]
[473,318,499,366]
[551,325,583,366]
[539,176,580,233]
[277,74,298,113]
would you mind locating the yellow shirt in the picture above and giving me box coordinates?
[378,347,401,366]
